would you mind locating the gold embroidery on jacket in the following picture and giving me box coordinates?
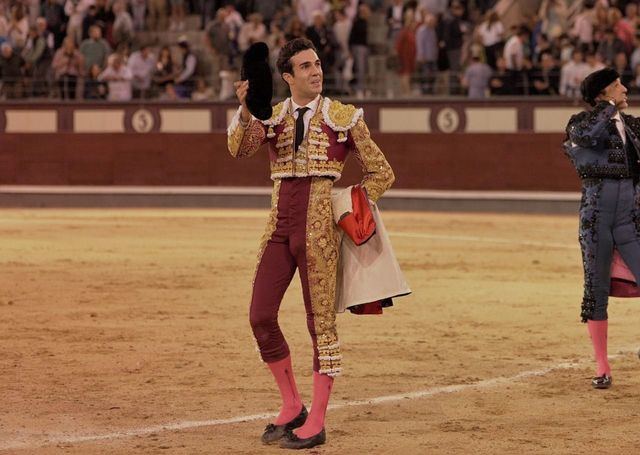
[306,115,330,162]
[275,115,295,163]
[327,100,359,128]
[228,120,266,159]
[322,97,363,133]
[305,178,342,376]
[350,118,395,202]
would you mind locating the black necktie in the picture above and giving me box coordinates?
[295,107,310,152]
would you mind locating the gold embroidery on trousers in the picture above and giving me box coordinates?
[305,178,342,376]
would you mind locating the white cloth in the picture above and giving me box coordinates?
[291,95,320,138]
[332,186,411,313]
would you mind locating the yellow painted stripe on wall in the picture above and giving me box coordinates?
[74,110,125,133]
[5,110,57,133]
[465,108,517,133]
[534,107,580,133]
[160,109,211,133]
[379,108,431,133]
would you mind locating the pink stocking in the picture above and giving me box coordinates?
[294,372,334,438]
[587,320,611,376]
[267,356,303,425]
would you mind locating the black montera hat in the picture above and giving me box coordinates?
[580,67,619,106]
[241,42,273,121]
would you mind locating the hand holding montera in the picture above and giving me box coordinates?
[234,80,251,123]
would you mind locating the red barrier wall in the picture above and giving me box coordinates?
[0,132,576,191]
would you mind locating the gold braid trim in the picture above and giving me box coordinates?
[350,118,395,202]
[305,178,342,377]
[253,180,282,285]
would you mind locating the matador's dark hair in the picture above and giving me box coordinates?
[276,38,318,78]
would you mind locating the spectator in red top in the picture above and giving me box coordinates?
[396,11,417,96]
[612,7,634,54]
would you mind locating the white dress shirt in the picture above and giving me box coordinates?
[613,110,626,145]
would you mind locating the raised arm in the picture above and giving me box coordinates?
[566,101,616,148]
[227,80,267,158]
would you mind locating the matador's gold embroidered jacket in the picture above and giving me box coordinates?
[227,96,395,202]
[227,96,394,377]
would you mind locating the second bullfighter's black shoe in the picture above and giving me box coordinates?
[591,375,612,389]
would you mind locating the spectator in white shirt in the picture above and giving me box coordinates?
[571,2,595,47]
[64,0,94,46]
[98,53,133,101]
[476,10,504,69]
[128,43,156,98]
[8,4,29,50]
[503,25,530,95]
[224,4,244,49]
[559,49,587,98]
[238,13,267,53]
[296,0,329,26]
[503,26,528,71]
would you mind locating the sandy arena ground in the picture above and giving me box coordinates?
[2,208,640,454]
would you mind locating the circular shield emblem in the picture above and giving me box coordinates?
[132,109,154,133]
[436,107,460,134]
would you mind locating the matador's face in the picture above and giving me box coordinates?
[600,78,628,110]
[285,49,323,99]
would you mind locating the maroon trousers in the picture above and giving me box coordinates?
[249,177,321,371]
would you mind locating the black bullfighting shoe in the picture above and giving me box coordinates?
[261,406,308,444]
[591,375,613,389]
[279,428,326,450]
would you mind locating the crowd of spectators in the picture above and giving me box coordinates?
[2,0,640,101]
[382,0,640,98]
[0,0,206,100]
